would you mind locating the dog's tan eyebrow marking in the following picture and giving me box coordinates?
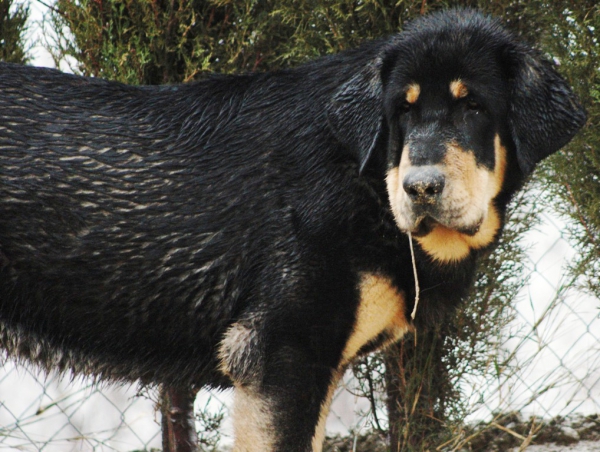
[405,83,421,104]
[450,79,469,99]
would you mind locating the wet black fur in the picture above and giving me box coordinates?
[0,9,585,450]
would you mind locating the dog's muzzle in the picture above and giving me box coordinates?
[402,166,445,205]
[401,166,446,234]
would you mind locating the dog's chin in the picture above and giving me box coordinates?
[404,215,484,238]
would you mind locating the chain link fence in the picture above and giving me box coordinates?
[1,210,599,451]
[0,365,161,450]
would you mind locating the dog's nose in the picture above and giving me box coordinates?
[403,167,445,204]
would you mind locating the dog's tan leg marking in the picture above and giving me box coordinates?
[224,276,412,452]
[219,324,276,451]
[343,273,412,364]
[311,369,343,452]
[311,274,412,451]
[406,83,421,104]
[450,79,469,99]
[416,135,507,262]
[231,385,276,452]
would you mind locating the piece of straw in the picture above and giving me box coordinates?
[408,231,420,320]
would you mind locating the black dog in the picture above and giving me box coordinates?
[0,9,585,451]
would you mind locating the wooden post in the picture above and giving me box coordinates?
[161,386,199,452]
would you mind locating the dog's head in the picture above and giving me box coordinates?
[328,9,586,263]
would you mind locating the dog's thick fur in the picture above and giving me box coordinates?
[0,9,585,451]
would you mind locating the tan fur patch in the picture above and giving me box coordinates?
[450,79,469,99]
[490,135,507,197]
[386,166,401,222]
[414,209,501,262]
[342,273,412,364]
[406,83,421,104]
[311,369,343,452]
[218,322,254,379]
[442,142,492,226]
[231,385,275,452]
[386,145,413,232]
[312,275,411,450]
[415,135,507,262]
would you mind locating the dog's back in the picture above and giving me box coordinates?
[0,57,379,387]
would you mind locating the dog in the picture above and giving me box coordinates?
[0,9,585,452]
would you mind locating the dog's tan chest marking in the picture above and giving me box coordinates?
[342,273,411,364]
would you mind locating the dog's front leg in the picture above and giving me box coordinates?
[220,323,341,452]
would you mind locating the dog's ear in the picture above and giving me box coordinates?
[327,60,383,174]
[506,47,586,175]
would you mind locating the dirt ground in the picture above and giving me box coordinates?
[322,413,600,451]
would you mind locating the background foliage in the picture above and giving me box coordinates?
[0,0,29,63]
[537,2,599,298]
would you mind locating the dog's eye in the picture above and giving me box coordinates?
[400,101,412,114]
[466,99,482,112]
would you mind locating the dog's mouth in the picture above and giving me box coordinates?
[410,216,436,237]
[409,215,483,238]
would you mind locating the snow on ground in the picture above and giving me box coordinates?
[514,441,600,451]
